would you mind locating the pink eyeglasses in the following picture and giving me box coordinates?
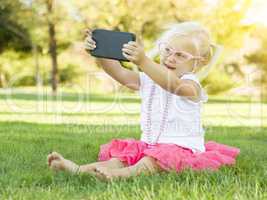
[158,42,205,64]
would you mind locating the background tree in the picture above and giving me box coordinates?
[245,26,267,96]
[0,0,31,87]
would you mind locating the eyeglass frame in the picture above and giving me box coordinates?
[158,42,206,64]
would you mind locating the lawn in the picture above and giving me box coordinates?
[0,90,266,199]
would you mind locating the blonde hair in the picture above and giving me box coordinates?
[147,21,223,81]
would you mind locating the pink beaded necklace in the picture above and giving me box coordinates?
[145,82,172,148]
[144,71,192,148]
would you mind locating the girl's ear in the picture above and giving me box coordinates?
[193,57,208,73]
[198,57,210,67]
[198,48,212,67]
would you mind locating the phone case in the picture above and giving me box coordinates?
[89,29,136,62]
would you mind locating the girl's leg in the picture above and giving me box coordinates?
[78,157,126,176]
[47,152,126,177]
[95,156,164,181]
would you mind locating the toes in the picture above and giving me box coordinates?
[51,152,63,159]
[47,152,63,166]
[47,154,53,166]
[50,160,63,171]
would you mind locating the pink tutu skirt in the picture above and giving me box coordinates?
[98,138,240,172]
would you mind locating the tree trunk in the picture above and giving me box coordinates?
[46,0,58,94]
[32,44,42,87]
[0,73,6,88]
[0,73,3,88]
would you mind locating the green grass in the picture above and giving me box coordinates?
[0,90,266,199]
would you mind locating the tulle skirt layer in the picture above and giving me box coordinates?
[98,138,240,172]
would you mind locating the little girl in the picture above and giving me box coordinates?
[47,21,240,181]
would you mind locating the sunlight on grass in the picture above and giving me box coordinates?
[0,91,266,127]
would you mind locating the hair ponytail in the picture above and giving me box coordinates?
[196,44,223,81]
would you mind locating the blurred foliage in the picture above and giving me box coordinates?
[0,0,32,52]
[1,0,266,96]
[202,67,237,95]
[245,26,267,85]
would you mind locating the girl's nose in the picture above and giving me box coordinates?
[166,53,177,63]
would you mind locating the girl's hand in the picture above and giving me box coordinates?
[122,39,146,65]
[84,28,96,52]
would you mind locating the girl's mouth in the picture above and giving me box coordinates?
[164,63,176,70]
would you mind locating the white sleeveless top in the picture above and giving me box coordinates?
[138,72,208,153]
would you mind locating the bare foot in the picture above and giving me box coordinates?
[47,152,79,173]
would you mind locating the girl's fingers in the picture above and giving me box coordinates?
[128,41,138,47]
[122,48,136,55]
[122,52,135,61]
[86,36,96,44]
[85,42,95,48]
[85,40,96,48]
[84,35,96,50]
[123,44,137,51]
[85,43,96,50]
[86,39,96,46]
[85,43,96,49]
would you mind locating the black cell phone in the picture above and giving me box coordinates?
[89,29,136,62]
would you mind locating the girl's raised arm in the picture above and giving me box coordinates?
[96,58,140,90]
